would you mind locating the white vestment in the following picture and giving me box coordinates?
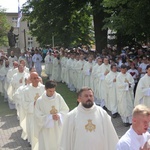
[51,57,61,82]
[98,63,111,105]
[34,91,69,150]
[116,72,135,123]
[60,56,67,83]
[83,61,93,87]
[117,127,150,150]
[23,83,45,148]
[105,71,119,114]
[134,74,150,107]
[32,54,43,76]
[12,84,28,140]
[44,54,53,76]
[8,56,18,68]
[76,59,85,91]
[60,103,118,150]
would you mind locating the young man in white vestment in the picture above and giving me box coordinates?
[116,64,135,127]
[82,55,94,87]
[134,65,150,107]
[117,104,150,150]
[51,51,61,82]
[34,80,69,150]
[44,52,53,80]
[8,50,18,68]
[97,57,111,109]
[12,78,30,140]
[23,72,45,149]
[105,64,119,118]
[10,64,29,112]
[60,87,118,150]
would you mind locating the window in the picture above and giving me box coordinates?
[28,37,33,48]
[12,17,18,27]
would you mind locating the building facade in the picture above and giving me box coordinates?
[1,12,39,52]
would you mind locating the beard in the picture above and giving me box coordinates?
[82,100,94,108]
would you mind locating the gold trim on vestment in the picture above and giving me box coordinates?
[85,119,96,132]
[34,93,40,101]
[50,106,58,114]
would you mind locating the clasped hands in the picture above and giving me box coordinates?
[52,114,60,121]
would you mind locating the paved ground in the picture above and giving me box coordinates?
[0,100,129,150]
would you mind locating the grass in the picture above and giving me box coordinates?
[0,78,77,117]
[0,95,16,117]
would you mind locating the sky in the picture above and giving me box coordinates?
[0,0,27,12]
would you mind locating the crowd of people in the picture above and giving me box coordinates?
[0,45,150,150]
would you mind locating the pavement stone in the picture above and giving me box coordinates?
[0,104,129,150]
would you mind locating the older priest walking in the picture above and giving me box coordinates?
[34,80,69,150]
[60,87,118,150]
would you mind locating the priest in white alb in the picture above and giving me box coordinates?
[82,56,93,87]
[116,64,135,127]
[134,65,150,107]
[34,80,69,150]
[60,87,118,150]
[105,64,119,118]
[23,72,45,149]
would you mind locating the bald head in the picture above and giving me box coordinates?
[30,72,40,87]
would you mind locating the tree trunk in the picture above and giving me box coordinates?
[92,11,107,54]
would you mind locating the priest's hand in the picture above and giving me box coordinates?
[113,78,116,82]
[104,70,109,75]
[19,78,23,83]
[140,142,150,150]
[52,114,60,121]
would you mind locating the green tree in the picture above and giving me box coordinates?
[0,7,10,46]
[22,0,93,48]
[103,0,150,50]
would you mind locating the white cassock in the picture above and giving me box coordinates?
[10,71,29,117]
[6,67,18,109]
[32,54,43,76]
[134,74,150,107]
[25,54,33,68]
[93,64,102,102]
[60,56,67,83]
[23,83,45,149]
[83,61,93,87]
[105,71,119,114]
[44,54,52,76]
[34,91,69,150]
[0,65,8,95]
[72,59,78,89]
[90,63,99,92]
[116,72,135,123]
[76,60,85,91]
[65,58,75,90]
[98,63,110,106]
[51,57,61,82]
[60,103,118,150]
[8,56,18,68]
[12,84,28,140]
[117,126,150,150]
[9,71,29,102]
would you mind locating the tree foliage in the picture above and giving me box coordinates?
[103,0,150,45]
[22,0,93,48]
[0,7,10,46]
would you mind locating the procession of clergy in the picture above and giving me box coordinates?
[0,47,150,150]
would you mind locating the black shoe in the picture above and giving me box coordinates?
[112,113,118,118]
[102,106,108,111]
